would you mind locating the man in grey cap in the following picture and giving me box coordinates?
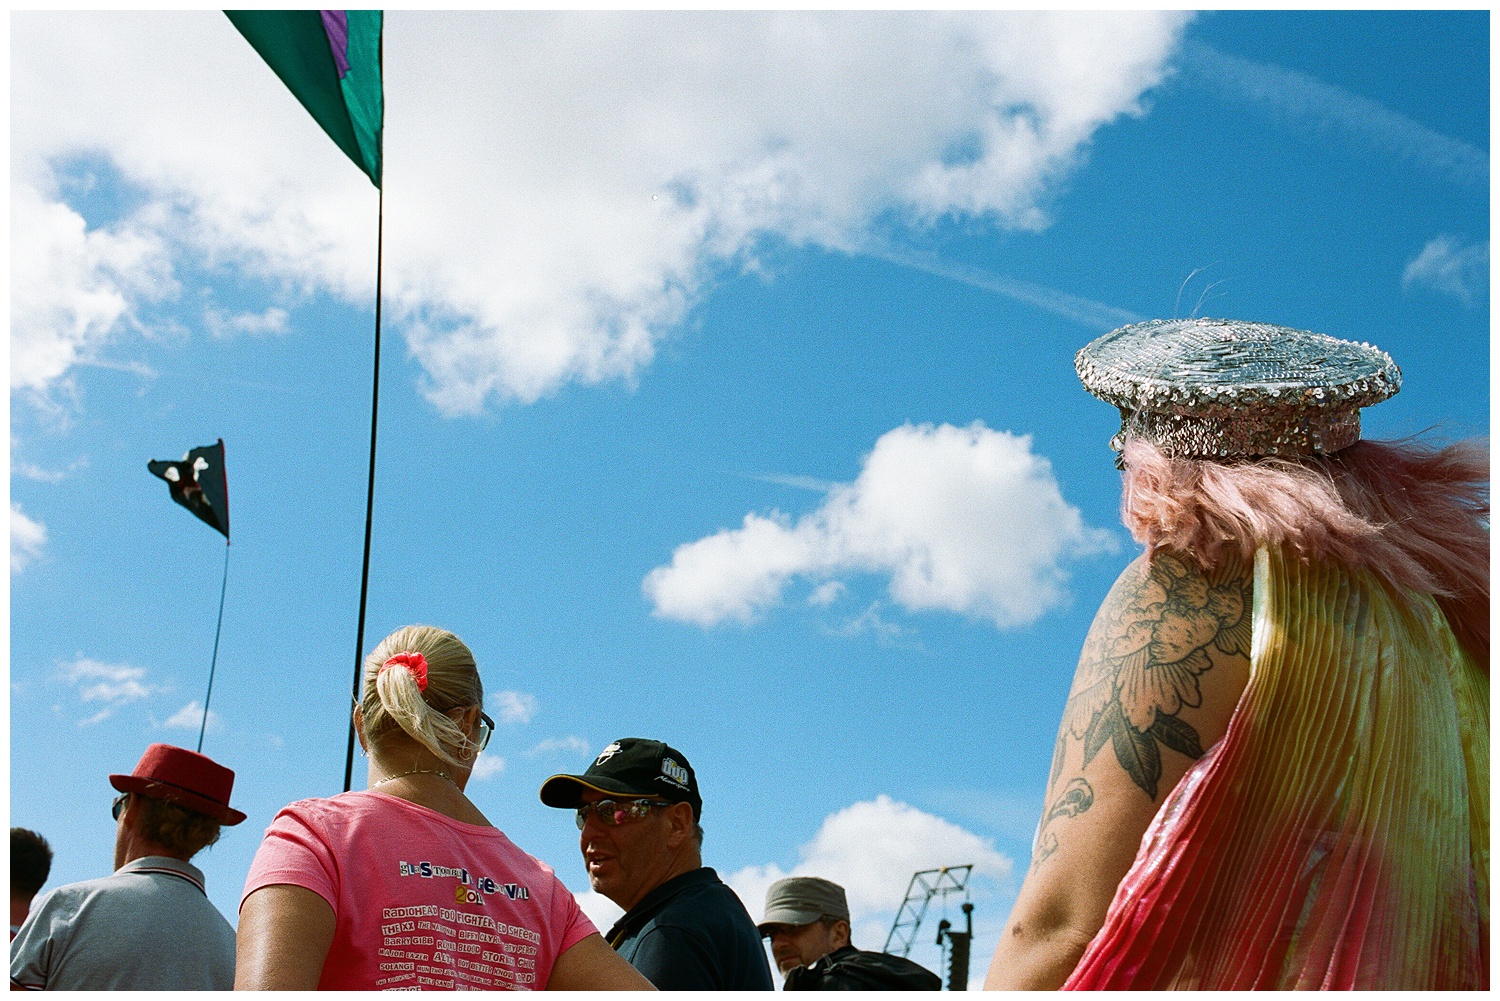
[760,876,939,990]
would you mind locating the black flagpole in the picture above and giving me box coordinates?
[197,539,231,754]
[344,181,384,793]
[342,22,386,793]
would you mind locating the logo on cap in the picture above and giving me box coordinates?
[661,758,689,789]
[595,742,622,766]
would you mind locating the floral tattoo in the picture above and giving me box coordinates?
[1050,550,1253,799]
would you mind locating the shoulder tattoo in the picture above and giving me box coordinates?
[1051,549,1252,799]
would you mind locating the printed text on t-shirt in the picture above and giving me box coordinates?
[398,860,532,906]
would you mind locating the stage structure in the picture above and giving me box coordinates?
[884,865,974,991]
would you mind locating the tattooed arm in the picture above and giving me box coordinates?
[984,547,1252,990]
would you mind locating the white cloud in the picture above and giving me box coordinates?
[59,657,152,703]
[491,690,539,725]
[825,602,913,647]
[13,464,63,483]
[728,796,1014,987]
[575,890,625,934]
[56,656,164,723]
[727,794,1012,927]
[163,699,223,735]
[11,503,48,573]
[10,179,176,396]
[645,422,1114,629]
[205,306,290,339]
[12,457,87,482]
[807,580,846,607]
[645,510,820,626]
[469,754,506,781]
[14,11,1190,413]
[527,736,593,758]
[1403,236,1488,305]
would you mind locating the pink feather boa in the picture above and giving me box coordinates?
[1119,436,1489,666]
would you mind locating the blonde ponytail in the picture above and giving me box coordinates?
[361,625,484,766]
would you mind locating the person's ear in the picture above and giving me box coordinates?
[832,919,851,949]
[353,705,370,754]
[664,802,695,848]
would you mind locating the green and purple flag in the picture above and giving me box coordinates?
[226,11,382,187]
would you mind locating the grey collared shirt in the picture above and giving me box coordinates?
[10,855,236,990]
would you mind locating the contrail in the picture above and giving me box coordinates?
[1181,41,1487,191]
[862,242,1143,331]
[743,472,838,493]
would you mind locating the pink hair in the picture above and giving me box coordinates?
[1120,436,1489,666]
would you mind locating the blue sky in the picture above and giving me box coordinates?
[10,11,1487,986]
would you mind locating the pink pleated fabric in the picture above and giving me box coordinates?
[1064,547,1489,990]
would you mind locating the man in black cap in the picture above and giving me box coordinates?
[759,876,940,990]
[540,737,773,990]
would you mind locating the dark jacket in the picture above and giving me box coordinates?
[783,945,942,991]
[605,867,774,990]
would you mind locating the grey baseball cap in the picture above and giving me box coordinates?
[757,876,850,933]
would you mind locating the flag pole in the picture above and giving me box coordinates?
[344,178,384,792]
[197,540,231,754]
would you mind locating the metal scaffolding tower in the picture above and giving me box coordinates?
[883,865,973,958]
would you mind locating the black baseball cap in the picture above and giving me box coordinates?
[539,738,702,821]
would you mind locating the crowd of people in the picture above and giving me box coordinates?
[10,318,1489,991]
[10,626,923,992]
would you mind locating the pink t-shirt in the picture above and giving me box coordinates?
[242,791,596,991]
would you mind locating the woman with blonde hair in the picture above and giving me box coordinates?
[236,625,652,990]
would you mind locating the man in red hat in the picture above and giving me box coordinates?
[10,744,246,991]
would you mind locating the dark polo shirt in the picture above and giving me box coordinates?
[605,867,773,990]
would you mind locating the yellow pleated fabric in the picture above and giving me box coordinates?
[1065,547,1488,989]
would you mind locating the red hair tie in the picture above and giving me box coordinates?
[381,652,429,692]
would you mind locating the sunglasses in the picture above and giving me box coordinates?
[356,701,496,754]
[111,792,129,821]
[575,798,665,830]
[429,706,497,752]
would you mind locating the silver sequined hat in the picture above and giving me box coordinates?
[1075,317,1401,459]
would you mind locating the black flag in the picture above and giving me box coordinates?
[148,440,230,540]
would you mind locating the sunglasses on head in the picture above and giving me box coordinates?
[575,798,666,830]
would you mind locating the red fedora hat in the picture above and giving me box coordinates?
[109,743,246,826]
